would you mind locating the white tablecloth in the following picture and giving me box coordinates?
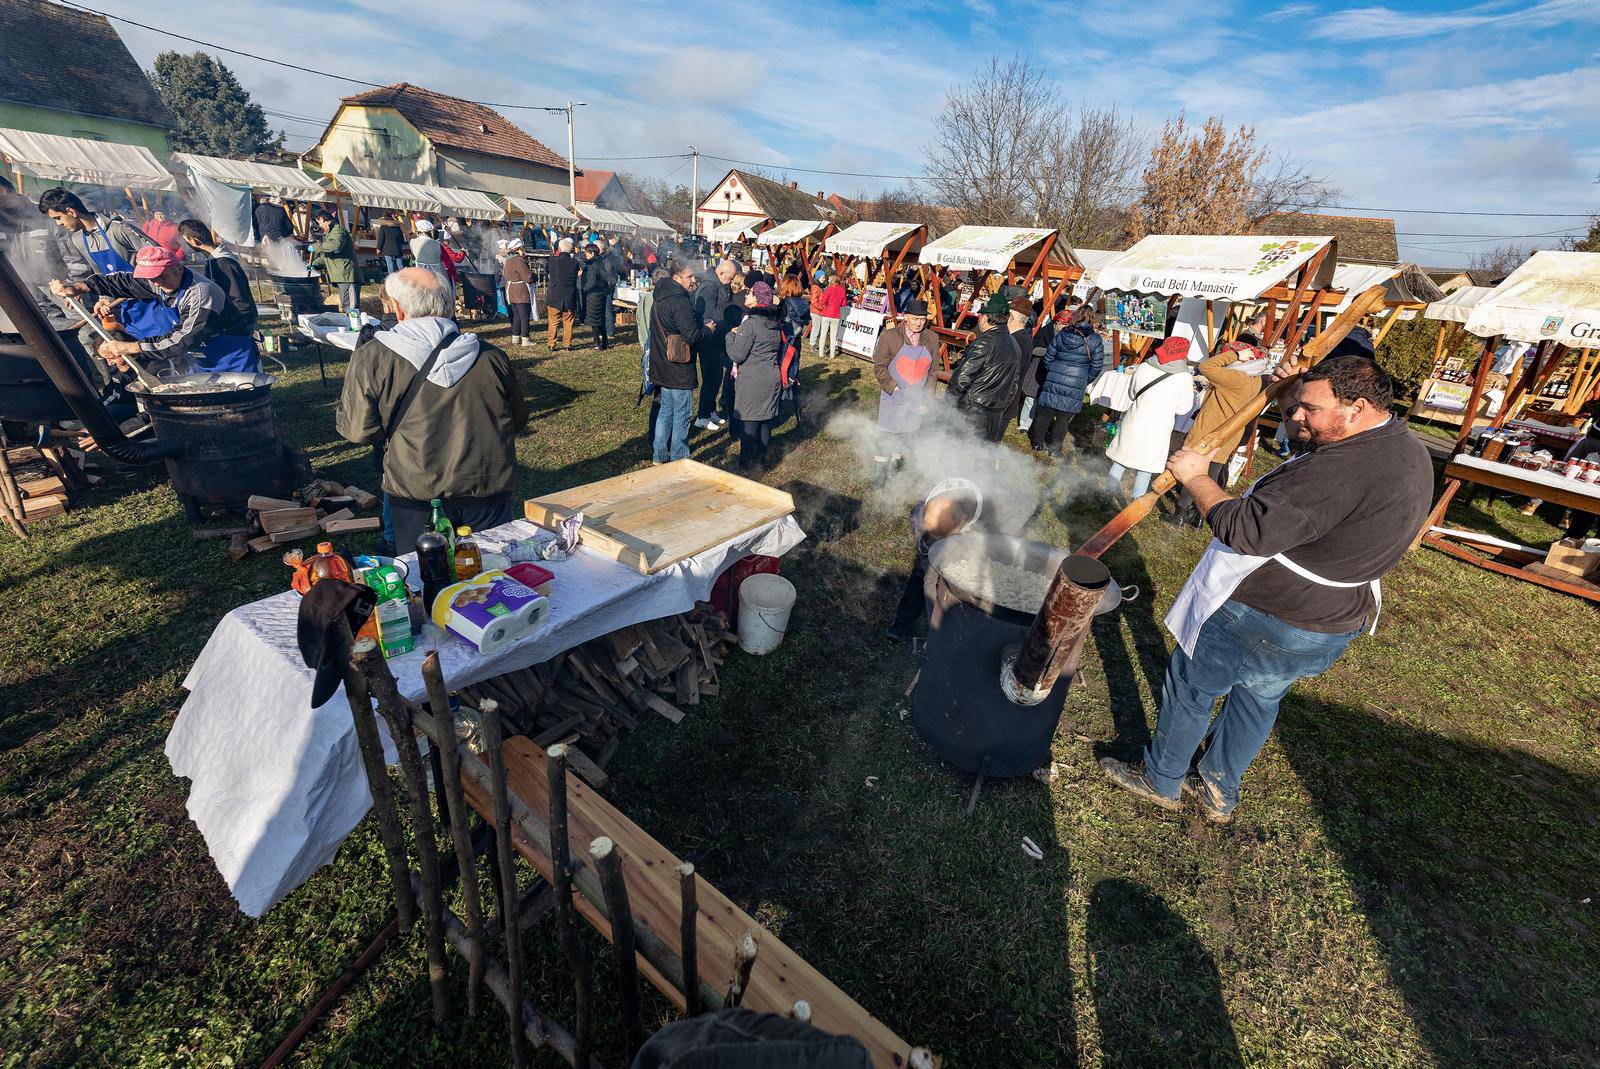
[1450,453,1600,503]
[167,516,806,916]
[297,311,380,352]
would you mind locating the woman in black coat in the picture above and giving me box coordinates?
[727,281,784,470]
[579,243,614,350]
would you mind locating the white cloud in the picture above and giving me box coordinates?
[1311,0,1599,43]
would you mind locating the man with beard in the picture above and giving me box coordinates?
[1098,356,1431,824]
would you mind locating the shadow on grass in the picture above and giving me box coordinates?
[1278,699,1600,1068]
[1087,878,1243,1069]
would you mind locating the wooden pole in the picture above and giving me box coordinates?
[678,863,700,1016]
[0,445,30,540]
[1205,300,1215,355]
[547,744,594,1068]
[421,653,487,1014]
[1450,335,1500,451]
[341,639,416,932]
[726,932,758,1008]
[591,837,646,1057]
[1074,284,1387,560]
[482,700,529,1069]
[354,640,451,1024]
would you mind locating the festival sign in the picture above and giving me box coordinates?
[840,288,890,357]
[1095,235,1335,300]
[1102,292,1169,340]
[917,226,1056,272]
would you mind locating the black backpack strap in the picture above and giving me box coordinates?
[382,329,458,442]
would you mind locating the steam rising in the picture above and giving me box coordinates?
[261,237,309,278]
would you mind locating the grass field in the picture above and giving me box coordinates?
[1,317,1597,1068]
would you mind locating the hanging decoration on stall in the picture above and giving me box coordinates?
[1102,291,1169,339]
[840,286,890,358]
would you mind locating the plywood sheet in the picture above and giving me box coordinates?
[460,735,924,1068]
[525,459,795,574]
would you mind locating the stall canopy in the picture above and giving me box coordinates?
[1073,248,1124,288]
[327,173,504,220]
[1425,285,1494,323]
[1328,262,1400,312]
[174,153,329,201]
[1463,251,1600,348]
[504,197,576,227]
[0,127,175,190]
[1097,234,1337,299]
[707,218,765,242]
[574,204,674,237]
[823,221,922,259]
[755,219,829,246]
[917,225,1066,271]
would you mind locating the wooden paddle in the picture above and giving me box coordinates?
[61,292,164,391]
[1075,285,1390,560]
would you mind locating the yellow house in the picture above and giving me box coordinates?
[310,82,570,204]
[0,0,174,164]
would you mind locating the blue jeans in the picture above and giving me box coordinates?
[1106,462,1152,496]
[653,388,693,462]
[1144,600,1359,812]
[383,255,404,276]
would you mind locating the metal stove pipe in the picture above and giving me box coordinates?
[0,248,177,464]
[1002,553,1109,706]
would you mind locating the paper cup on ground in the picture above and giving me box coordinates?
[430,570,549,654]
[737,573,796,655]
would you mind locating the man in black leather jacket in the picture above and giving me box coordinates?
[948,292,1021,441]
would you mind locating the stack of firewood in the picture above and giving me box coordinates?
[453,603,739,789]
[195,480,384,560]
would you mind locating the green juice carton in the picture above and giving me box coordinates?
[366,564,414,659]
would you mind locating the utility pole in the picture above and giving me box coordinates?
[565,101,586,209]
[688,145,699,238]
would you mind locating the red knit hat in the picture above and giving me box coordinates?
[1153,336,1191,364]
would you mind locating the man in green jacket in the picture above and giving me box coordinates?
[336,268,528,551]
[310,210,359,312]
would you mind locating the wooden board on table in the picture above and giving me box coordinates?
[459,734,924,1069]
[524,459,794,575]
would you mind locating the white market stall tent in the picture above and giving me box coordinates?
[917,225,1061,272]
[174,153,330,202]
[823,221,923,260]
[574,204,674,238]
[752,218,834,277]
[754,219,830,246]
[504,197,576,227]
[707,218,765,243]
[0,126,175,193]
[1464,251,1600,350]
[325,173,504,221]
[1072,247,1123,296]
[1425,285,1494,323]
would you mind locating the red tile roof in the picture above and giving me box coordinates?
[572,169,614,205]
[337,82,568,170]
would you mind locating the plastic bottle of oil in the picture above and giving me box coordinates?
[453,526,482,580]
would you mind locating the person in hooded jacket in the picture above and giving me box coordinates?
[947,292,1021,442]
[177,219,257,333]
[727,280,784,470]
[1030,302,1105,455]
[336,268,528,550]
[580,243,614,350]
[647,262,705,463]
[1105,336,1195,498]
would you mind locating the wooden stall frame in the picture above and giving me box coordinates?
[925,231,1083,379]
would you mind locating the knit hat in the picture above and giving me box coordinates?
[414,218,435,233]
[750,280,774,307]
[1153,336,1191,364]
[980,292,1010,320]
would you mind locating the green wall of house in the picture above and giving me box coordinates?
[0,102,170,155]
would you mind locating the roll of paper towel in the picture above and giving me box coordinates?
[430,570,549,654]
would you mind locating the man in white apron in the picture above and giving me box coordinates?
[1099,357,1433,823]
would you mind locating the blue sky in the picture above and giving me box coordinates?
[101,0,1600,264]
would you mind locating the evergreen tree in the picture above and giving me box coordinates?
[150,51,285,156]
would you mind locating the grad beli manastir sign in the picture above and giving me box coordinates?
[1463,251,1600,349]
[1096,235,1335,301]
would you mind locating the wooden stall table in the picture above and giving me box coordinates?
[1418,453,1600,602]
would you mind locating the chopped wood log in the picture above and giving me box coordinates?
[192,525,252,541]
[532,715,586,748]
[21,495,65,519]
[640,691,685,725]
[317,507,355,529]
[601,627,643,663]
[322,516,382,535]
[595,735,621,769]
[698,681,720,697]
[269,524,323,544]
[344,485,379,509]
[247,534,276,553]
[674,661,699,706]
[247,494,300,512]
[259,507,318,534]
[644,620,692,674]
[564,747,610,790]
[227,533,251,562]
[16,476,65,498]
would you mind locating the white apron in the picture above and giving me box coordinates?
[1164,457,1382,657]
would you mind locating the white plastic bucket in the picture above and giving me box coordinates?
[737,573,796,655]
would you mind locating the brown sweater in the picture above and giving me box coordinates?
[1185,340,1266,456]
[502,254,533,304]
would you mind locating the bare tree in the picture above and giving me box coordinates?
[1469,243,1533,277]
[1030,103,1146,248]
[1128,114,1267,239]
[925,55,1060,227]
[1248,153,1339,220]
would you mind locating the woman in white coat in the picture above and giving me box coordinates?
[1105,336,1195,497]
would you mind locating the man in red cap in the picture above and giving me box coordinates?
[51,244,260,375]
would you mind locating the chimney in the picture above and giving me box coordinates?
[816,191,825,199]
[790,181,798,189]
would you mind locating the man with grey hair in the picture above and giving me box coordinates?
[545,236,580,351]
[337,267,528,551]
[693,257,739,430]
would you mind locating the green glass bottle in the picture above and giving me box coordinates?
[429,498,456,572]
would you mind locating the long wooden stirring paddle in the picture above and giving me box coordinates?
[1074,285,1390,560]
